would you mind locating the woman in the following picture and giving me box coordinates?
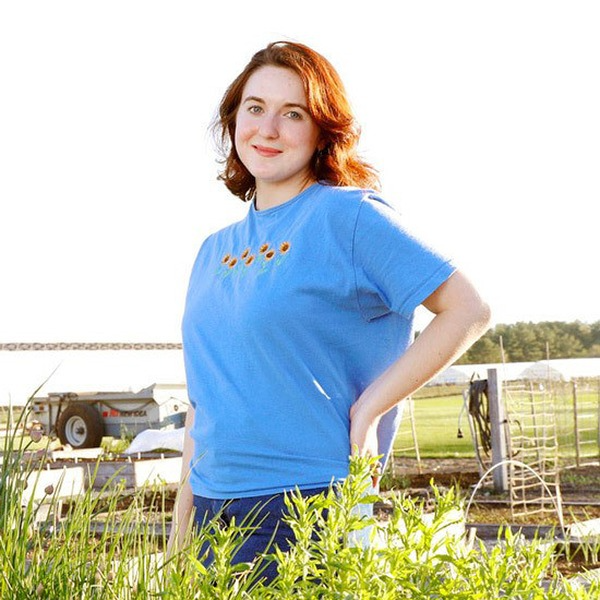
[169,41,491,578]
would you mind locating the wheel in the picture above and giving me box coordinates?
[56,403,104,448]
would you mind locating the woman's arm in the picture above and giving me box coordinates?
[166,405,196,556]
[350,270,491,472]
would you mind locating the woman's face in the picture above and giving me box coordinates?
[234,65,321,203]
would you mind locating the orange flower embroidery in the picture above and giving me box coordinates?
[228,257,238,268]
[222,254,231,264]
[259,243,269,254]
[279,241,291,254]
[245,255,255,266]
[241,248,250,259]
[264,249,276,261]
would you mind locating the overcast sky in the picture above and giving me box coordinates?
[1,1,599,343]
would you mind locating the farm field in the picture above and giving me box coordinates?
[395,383,600,461]
[396,393,474,458]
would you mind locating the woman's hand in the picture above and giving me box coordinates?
[349,400,382,486]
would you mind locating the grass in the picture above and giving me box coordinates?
[395,393,475,458]
[395,383,600,461]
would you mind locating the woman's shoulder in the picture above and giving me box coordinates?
[315,183,397,217]
[314,183,378,205]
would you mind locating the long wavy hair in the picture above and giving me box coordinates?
[212,41,380,201]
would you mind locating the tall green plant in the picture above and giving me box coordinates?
[1,409,598,598]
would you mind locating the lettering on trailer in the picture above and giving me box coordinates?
[101,410,148,418]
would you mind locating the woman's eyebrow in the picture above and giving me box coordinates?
[284,102,310,112]
[241,95,309,112]
[241,95,265,104]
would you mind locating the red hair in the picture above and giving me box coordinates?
[213,41,379,201]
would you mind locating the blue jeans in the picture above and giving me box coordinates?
[192,486,328,583]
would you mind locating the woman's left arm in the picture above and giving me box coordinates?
[350,270,492,468]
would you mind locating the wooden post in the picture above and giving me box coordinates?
[407,397,422,473]
[488,368,509,492]
[597,378,600,460]
[573,381,581,468]
[529,381,541,466]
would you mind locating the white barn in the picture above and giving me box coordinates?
[518,358,600,382]
[428,362,534,386]
[428,358,600,386]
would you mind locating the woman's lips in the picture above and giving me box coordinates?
[253,145,282,157]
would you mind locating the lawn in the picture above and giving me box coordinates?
[395,393,476,459]
[395,383,600,462]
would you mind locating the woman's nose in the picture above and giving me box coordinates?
[258,113,279,138]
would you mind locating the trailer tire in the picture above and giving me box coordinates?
[56,403,104,449]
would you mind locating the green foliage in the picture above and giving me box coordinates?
[456,320,600,364]
[2,425,597,599]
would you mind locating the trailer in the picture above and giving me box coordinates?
[31,383,189,449]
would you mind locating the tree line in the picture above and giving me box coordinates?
[453,320,600,364]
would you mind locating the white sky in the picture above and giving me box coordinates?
[1,0,599,343]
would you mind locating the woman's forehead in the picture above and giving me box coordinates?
[242,66,308,105]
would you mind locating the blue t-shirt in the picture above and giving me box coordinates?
[182,183,454,499]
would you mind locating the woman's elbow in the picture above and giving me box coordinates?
[426,271,493,334]
[466,295,493,336]
[450,274,493,335]
[477,299,493,329]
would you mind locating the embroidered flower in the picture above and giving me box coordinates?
[228,257,238,268]
[241,248,250,259]
[245,255,255,266]
[265,249,276,261]
[222,254,231,264]
[259,243,269,254]
[279,241,291,254]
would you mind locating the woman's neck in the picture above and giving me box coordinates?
[254,176,316,211]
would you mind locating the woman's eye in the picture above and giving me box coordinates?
[286,110,302,120]
[248,105,263,114]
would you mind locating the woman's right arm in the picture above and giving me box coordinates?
[166,405,196,556]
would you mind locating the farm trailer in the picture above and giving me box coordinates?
[31,383,189,449]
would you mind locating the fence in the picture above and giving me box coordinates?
[502,379,600,467]
[391,397,422,475]
[503,380,562,520]
[463,373,599,520]
[550,379,600,467]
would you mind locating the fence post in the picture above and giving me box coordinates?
[488,368,509,492]
[572,381,581,467]
[407,397,422,471]
[597,378,600,460]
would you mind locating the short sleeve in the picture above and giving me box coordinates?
[352,195,455,320]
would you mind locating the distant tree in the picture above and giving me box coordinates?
[502,322,547,362]
[456,336,502,364]
[590,322,600,352]
[455,320,600,363]
[588,344,600,357]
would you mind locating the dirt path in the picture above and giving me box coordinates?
[386,456,600,527]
